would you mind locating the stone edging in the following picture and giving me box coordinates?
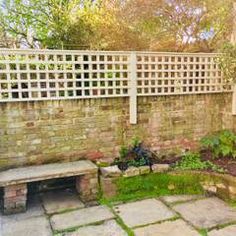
[100,164,170,178]
[99,164,169,198]
[169,170,236,201]
[99,165,236,201]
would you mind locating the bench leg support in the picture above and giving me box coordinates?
[4,184,27,214]
[76,173,98,202]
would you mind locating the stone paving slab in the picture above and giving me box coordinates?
[2,216,52,236]
[50,205,115,232]
[160,195,205,204]
[134,219,200,236]
[208,225,236,236]
[41,189,84,214]
[61,220,128,236]
[114,199,176,228]
[173,197,236,229]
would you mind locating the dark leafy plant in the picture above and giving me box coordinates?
[174,152,224,173]
[117,161,129,171]
[200,130,236,159]
[128,156,147,167]
[115,138,153,171]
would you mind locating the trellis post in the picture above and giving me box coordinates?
[231,3,236,115]
[129,52,137,124]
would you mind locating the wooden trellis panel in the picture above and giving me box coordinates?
[0,50,130,101]
[0,49,234,123]
[136,52,232,96]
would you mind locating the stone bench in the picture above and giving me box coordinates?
[0,160,98,214]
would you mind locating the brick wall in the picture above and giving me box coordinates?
[0,93,234,170]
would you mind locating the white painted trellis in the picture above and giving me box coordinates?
[0,49,234,123]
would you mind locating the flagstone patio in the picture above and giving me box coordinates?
[1,191,236,236]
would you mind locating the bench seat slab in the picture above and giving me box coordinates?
[0,160,99,215]
[0,160,97,187]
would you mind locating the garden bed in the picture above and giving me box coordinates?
[99,166,236,203]
[201,153,236,176]
[99,130,236,203]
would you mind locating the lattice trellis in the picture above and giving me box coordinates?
[0,49,234,123]
[0,50,130,101]
[136,52,232,96]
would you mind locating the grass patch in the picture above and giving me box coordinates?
[227,200,236,208]
[101,173,204,203]
[115,214,134,236]
[198,229,208,236]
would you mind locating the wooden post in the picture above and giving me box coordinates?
[230,2,236,43]
[129,52,137,124]
[231,3,236,115]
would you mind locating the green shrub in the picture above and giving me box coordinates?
[131,136,141,148]
[174,152,224,173]
[200,130,236,159]
[119,146,129,160]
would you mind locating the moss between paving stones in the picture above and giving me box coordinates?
[100,173,205,204]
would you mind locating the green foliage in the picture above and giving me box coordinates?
[175,152,224,173]
[217,42,236,83]
[201,130,236,159]
[131,136,141,148]
[119,146,129,160]
[198,229,208,236]
[127,157,147,168]
[0,0,102,49]
[0,0,233,51]
[175,153,208,170]
[105,173,204,203]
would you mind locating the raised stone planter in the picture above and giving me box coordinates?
[169,171,236,201]
[100,166,236,201]
[100,164,170,198]
[152,164,170,173]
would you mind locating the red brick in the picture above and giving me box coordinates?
[86,151,104,161]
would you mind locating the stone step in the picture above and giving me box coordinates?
[173,197,236,229]
[113,198,176,228]
[2,216,52,236]
[134,219,200,236]
[208,224,236,236]
[60,220,127,236]
[41,189,85,215]
[160,195,205,204]
[50,205,115,232]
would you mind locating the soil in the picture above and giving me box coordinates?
[200,150,236,176]
[151,150,236,177]
[151,155,182,166]
[117,144,236,177]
